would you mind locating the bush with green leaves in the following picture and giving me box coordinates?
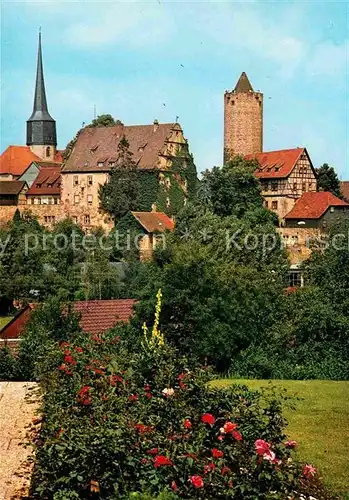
[31,295,322,499]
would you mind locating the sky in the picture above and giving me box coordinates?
[1,0,348,178]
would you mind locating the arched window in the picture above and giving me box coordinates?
[46,146,51,157]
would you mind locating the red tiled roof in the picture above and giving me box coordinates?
[54,150,64,162]
[131,211,175,233]
[0,180,27,195]
[0,304,36,340]
[26,165,61,196]
[340,181,349,202]
[285,191,349,220]
[246,148,305,179]
[73,299,136,334]
[62,123,183,172]
[0,146,41,177]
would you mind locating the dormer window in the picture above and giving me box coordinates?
[90,144,98,153]
[97,162,104,167]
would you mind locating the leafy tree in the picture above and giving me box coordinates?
[316,163,342,197]
[99,137,142,220]
[86,114,118,128]
[199,156,264,218]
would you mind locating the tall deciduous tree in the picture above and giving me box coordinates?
[99,137,142,220]
[316,163,342,197]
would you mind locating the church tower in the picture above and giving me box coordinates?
[223,72,263,163]
[26,32,57,161]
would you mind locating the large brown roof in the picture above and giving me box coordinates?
[0,146,41,177]
[74,299,136,334]
[285,191,349,220]
[0,180,27,195]
[26,165,61,196]
[340,181,349,202]
[246,147,306,179]
[131,211,175,233]
[62,123,182,173]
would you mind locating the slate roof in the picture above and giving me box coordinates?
[131,211,175,233]
[26,165,61,196]
[234,72,254,93]
[0,146,41,177]
[62,122,182,173]
[74,299,137,334]
[246,147,306,179]
[0,180,27,196]
[285,191,349,220]
[340,181,349,202]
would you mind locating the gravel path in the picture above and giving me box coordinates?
[0,382,40,500]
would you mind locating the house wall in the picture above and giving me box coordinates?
[261,151,317,219]
[285,206,349,229]
[27,195,60,205]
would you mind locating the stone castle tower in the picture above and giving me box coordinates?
[223,72,263,163]
[26,32,57,161]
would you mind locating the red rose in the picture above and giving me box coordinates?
[255,439,271,455]
[64,354,77,365]
[212,448,224,458]
[303,464,316,478]
[144,384,151,392]
[171,480,178,492]
[204,462,215,474]
[190,475,204,488]
[154,455,173,468]
[285,439,297,449]
[223,421,238,434]
[183,419,192,429]
[232,430,243,441]
[128,394,139,402]
[147,448,159,455]
[145,392,153,399]
[221,466,231,476]
[201,413,216,425]
[74,346,83,353]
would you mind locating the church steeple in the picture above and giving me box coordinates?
[27,31,57,158]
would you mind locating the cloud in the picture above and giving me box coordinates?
[306,40,348,81]
[64,2,173,49]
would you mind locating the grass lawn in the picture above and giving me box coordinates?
[212,379,349,495]
[0,316,13,330]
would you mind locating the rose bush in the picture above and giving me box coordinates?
[30,295,323,499]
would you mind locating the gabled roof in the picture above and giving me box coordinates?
[0,304,35,340]
[0,300,136,340]
[0,180,27,195]
[246,147,306,179]
[74,299,136,334]
[62,122,183,173]
[131,211,175,233]
[26,165,61,196]
[0,146,41,176]
[340,181,349,202]
[234,72,254,93]
[285,191,349,220]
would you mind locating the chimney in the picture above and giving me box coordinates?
[153,119,159,132]
[151,203,157,212]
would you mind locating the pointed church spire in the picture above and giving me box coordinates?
[234,72,254,93]
[27,31,57,149]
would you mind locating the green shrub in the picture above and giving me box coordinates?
[0,345,18,380]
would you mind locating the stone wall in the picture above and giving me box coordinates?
[224,90,263,162]
[0,203,113,231]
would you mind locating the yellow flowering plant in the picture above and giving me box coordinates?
[141,289,165,353]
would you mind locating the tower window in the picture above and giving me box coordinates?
[46,147,51,157]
